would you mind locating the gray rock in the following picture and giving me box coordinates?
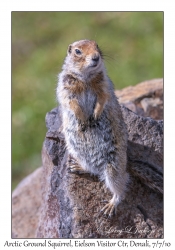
[12,167,43,238]
[115,78,163,120]
[140,97,163,120]
[36,105,163,238]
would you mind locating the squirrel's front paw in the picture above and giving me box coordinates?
[78,120,87,131]
[93,112,99,121]
[89,115,100,128]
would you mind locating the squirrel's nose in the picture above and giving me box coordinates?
[92,55,99,62]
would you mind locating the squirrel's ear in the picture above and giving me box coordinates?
[67,44,72,55]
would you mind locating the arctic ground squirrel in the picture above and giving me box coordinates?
[57,39,129,217]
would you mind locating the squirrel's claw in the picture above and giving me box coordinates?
[100,202,116,218]
[78,120,87,131]
[68,164,87,174]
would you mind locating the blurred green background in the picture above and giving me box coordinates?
[12,12,163,190]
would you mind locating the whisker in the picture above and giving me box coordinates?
[103,54,117,61]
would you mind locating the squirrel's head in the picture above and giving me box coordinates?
[64,39,104,75]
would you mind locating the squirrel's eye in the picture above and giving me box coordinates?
[75,49,81,55]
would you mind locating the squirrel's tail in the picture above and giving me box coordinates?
[127,159,163,194]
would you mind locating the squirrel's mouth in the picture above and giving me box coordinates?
[90,62,98,67]
[89,61,99,68]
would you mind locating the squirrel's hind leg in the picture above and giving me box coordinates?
[101,164,129,218]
